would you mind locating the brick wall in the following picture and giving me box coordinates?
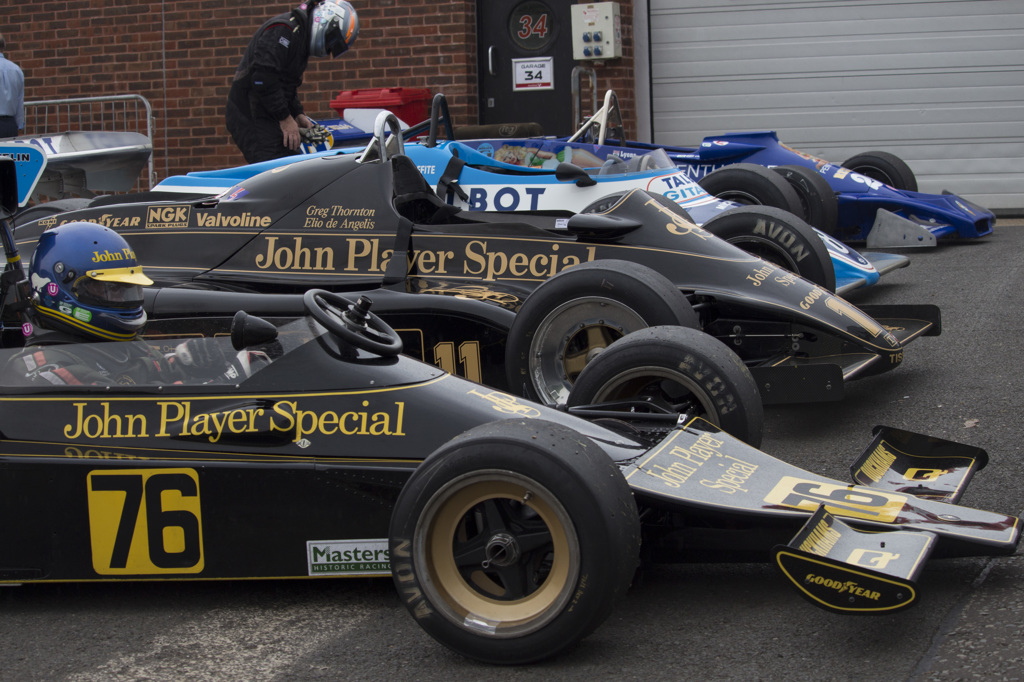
[4,0,636,183]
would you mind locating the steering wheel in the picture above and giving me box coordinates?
[303,289,403,357]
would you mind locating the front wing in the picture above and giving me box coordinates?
[623,418,1020,613]
[774,508,935,613]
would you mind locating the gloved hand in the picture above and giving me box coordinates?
[299,122,333,144]
[299,120,333,153]
[171,338,228,380]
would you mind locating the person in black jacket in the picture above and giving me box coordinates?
[225,1,359,163]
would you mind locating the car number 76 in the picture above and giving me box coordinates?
[87,469,205,575]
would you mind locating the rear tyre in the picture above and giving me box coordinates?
[772,165,839,235]
[506,260,698,405]
[698,163,804,216]
[841,151,917,192]
[389,419,641,664]
[567,326,764,446]
[702,205,836,292]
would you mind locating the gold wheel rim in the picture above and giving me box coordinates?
[415,471,579,638]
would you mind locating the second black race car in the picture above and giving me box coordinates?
[9,134,941,407]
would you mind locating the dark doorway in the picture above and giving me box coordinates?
[476,0,574,136]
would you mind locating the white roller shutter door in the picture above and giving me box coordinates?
[645,0,1024,211]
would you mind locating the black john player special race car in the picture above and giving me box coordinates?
[1,307,1019,664]
[9,125,941,407]
[0,160,1019,664]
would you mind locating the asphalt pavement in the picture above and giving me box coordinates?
[1,220,1022,681]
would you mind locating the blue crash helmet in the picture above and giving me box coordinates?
[29,222,153,341]
[309,0,359,58]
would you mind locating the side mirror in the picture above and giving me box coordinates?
[554,162,597,187]
[230,310,279,350]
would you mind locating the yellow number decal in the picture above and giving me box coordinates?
[88,469,204,575]
[765,476,905,523]
[432,340,482,383]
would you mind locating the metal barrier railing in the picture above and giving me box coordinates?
[23,94,156,191]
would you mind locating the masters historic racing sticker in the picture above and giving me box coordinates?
[307,539,390,576]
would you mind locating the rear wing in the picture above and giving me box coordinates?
[774,507,936,614]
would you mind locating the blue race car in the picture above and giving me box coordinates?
[486,90,995,247]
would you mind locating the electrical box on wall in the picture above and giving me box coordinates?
[571,2,621,61]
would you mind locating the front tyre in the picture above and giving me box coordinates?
[702,206,836,292]
[772,165,839,235]
[567,326,764,447]
[841,151,917,192]
[506,260,699,405]
[389,419,641,664]
[698,162,804,216]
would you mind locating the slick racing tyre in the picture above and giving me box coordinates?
[702,206,836,292]
[506,260,699,405]
[389,419,641,664]
[841,151,918,192]
[567,326,764,447]
[697,163,804,217]
[13,198,92,227]
[771,165,839,235]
